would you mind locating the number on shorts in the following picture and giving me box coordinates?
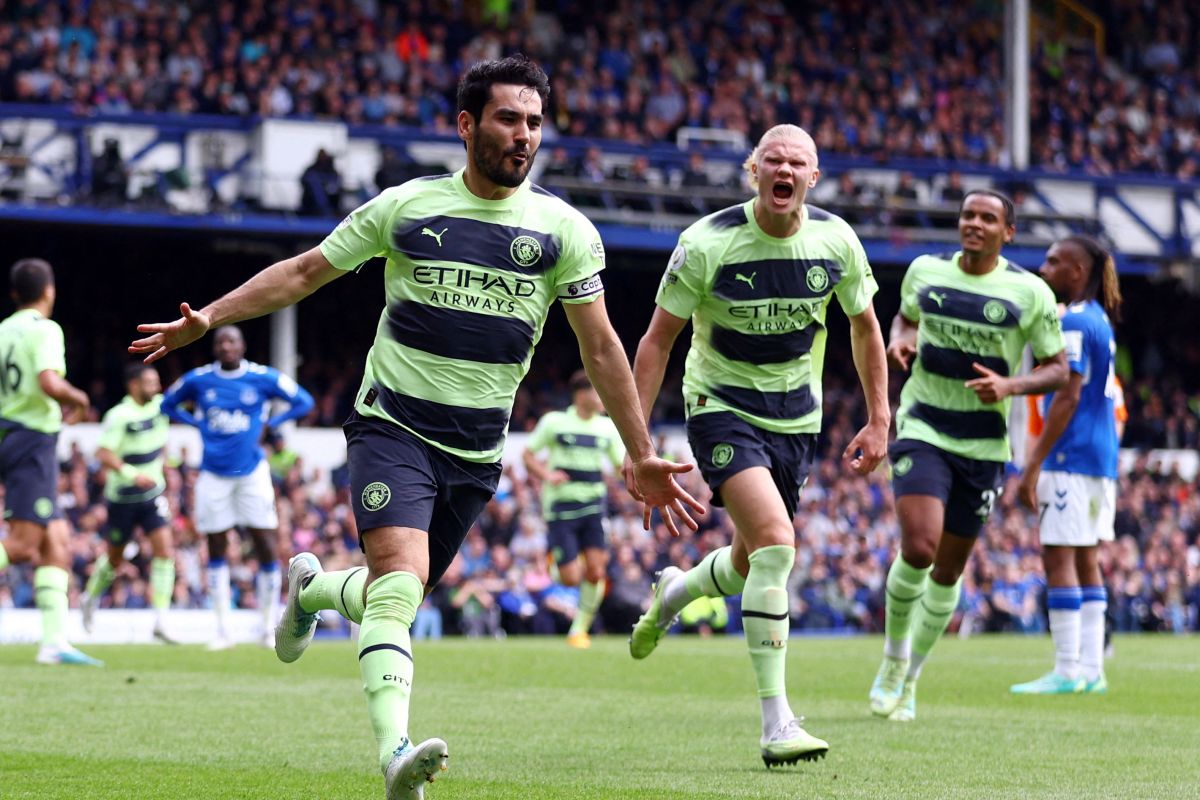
[976,488,999,519]
[154,495,170,519]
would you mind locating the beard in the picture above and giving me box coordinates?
[472,135,536,188]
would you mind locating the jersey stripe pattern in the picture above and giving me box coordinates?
[98,394,169,503]
[655,201,877,434]
[319,170,607,464]
[896,252,1065,462]
[526,406,624,520]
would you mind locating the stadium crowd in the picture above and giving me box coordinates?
[0,0,1198,178]
[1,366,1196,639]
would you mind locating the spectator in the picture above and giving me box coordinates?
[91,137,128,206]
[298,148,341,217]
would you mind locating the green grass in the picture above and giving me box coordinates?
[1,635,1195,799]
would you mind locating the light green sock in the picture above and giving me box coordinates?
[908,577,962,680]
[150,558,174,611]
[740,545,795,699]
[683,546,747,600]
[35,566,70,649]
[884,555,931,660]
[0,542,9,570]
[359,570,422,773]
[300,566,368,624]
[569,578,605,636]
[86,554,116,600]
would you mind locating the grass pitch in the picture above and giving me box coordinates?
[0,635,1195,799]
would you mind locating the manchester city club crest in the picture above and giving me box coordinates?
[893,455,913,477]
[712,443,734,469]
[983,300,1008,324]
[510,235,542,267]
[362,481,391,512]
[806,264,829,293]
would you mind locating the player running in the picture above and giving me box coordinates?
[523,369,624,649]
[627,124,890,766]
[131,55,702,800]
[161,325,313,649]
[0,258,100,666]
[869,190,1068,722]
[1011,235,1121,695]
[81,363,178,644]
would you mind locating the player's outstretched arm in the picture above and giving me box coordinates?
[563,298,704,535]
[966,350,1069,404]
[130,247,343,363]
[844,305,890,475]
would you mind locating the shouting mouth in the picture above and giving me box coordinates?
[772,182,795,201]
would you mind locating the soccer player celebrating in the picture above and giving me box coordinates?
[81,363,178,643]
[131,55,703,800]
[626,124,890,766]
[869,190,1068,722]
[0,258,100,666]
[1010,235,1121,695]
[161,325,314,650]
[523,369,624,649]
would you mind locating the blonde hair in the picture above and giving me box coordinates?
[742,124,817,190]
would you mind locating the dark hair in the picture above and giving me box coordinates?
[125,362,154,384]
[568,369,592,394]
[961,189,1017,228]
[9,258,54,305]
[456,54,550,124]
[1063,234,1123,322]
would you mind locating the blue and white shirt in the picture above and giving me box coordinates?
[162,360,315,477]
[1042,300,1119,479]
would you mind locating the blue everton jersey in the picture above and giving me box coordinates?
[162,360,314,477]
[1042,301,1118,479]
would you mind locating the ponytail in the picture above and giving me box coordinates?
[1064,234,1122,323]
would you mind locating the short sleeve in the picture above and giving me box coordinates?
[832,226,878,317]
[898,259,923,322]
[96,407,124,451]
[270,369,301,399]
[526,413,554,452]
[319,190,395,271]
[654,232,706,320]
[554,214,607,305]
[1025,281,1066,360]
[1060,311,1089,377]
[32,320,66,375]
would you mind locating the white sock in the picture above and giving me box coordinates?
[1049,608,1082,679]
[660,576,694,624]
[257,564,282,629]
[884,637,911,661]
[1080,587,1107,681]
[907,652,928,681]
[208,561,231,638]
[760,694,794,738]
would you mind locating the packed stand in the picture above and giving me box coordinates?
[0,0,1197,179]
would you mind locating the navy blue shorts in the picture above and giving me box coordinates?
[344,412,501,587]
[889,439,1004,538]
[104,495,170,545]
[547,513,606,565]
[0,427,60,524]
[686,411,817,520]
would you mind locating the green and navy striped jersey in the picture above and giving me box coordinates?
[97,394,168,503]
[896,251,1065,462]
[320,169,606,463]
[655,201,878,434]
[0,309,67,435]
[526,405,624,521]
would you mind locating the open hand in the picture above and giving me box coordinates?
[129,302,211,364]
[886,340,917,372]
[625,455,706,536]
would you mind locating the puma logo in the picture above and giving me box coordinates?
[928,290,946,307]
[421,227,448,246]
[735,272,756,289]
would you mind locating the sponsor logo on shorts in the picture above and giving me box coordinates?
[361,481,391,512]
[510,235,542,267]
[983,300,1008,324]
[806,265,829,293]
[34,497,53,519]
[712,443,734,469]
[893,455,913,477]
